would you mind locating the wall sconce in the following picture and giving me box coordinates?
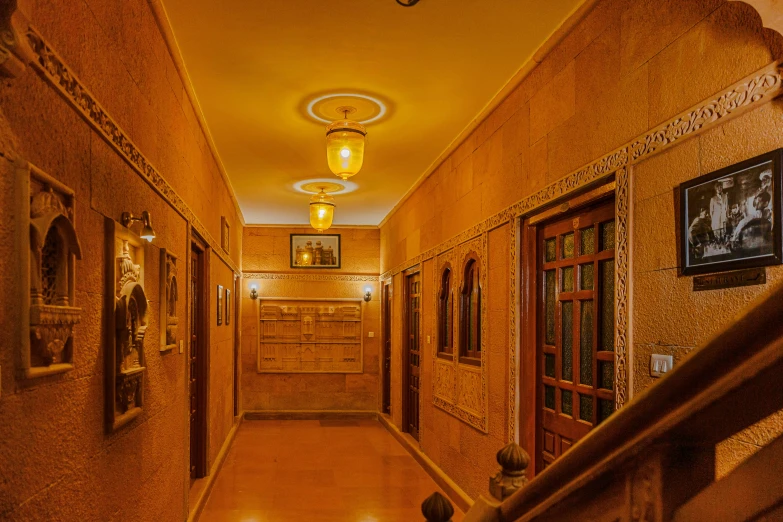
[364,287,372,302]
[121,210,156,242]
[249,284,259,300]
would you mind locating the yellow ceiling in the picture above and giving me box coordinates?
[163,0,584,225]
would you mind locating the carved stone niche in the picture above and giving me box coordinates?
[159,249,178,353]
[14,163,83,379]
[104,219,148,432]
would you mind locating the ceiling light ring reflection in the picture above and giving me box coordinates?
[293,178,358,196]
[306,93,387,125]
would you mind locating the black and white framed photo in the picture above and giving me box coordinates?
[680,148,783,276]
[217,284,223,325]
[290,234,341,269]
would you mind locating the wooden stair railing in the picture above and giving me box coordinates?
[422,283,783,522]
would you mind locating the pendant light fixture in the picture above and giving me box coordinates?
[309,187,336,232]
[326,107,367,180]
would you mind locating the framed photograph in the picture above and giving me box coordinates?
[680,148,782,276]
[290,234,341,269]
[217,284,223,325]
[225,288,231,325]
[220,216,230,253]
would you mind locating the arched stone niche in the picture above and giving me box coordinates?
[159,249,178,353]
[105,220,149,432]
[15,163,83,379]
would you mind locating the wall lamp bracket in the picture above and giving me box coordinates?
[364,289,372,302]
[121,210,156,242]
[250,285,259,300]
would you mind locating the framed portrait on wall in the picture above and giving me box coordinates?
[217,284,223,325]
[679,148,783,276]
[290,234,341,269]
[225,288,231,325]
[221,216,230,253]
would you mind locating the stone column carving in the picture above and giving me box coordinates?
[105,219,148,432]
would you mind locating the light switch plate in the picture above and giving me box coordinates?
[650,354,673,378]
[179,340,184,354]
[368,332,374,338]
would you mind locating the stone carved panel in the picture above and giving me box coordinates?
[431,235,489,432]
[257,299,363,373]
[159,249,178,353]
[13,163,82,379]
[105,219,148,432]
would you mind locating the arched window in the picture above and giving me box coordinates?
[438,266,453,355]
[460,256,481,362]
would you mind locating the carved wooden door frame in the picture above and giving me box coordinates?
[402,266,422,440]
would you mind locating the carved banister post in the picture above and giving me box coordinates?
[422,491,454,522]
[489,442,530,501]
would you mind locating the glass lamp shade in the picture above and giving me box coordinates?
[326,119,366,180]
[309,190,335,232]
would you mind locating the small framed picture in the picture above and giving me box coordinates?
[290,234,341,269]
[217,284,223,325]
[679,148,783,276]
[225,288,231,325]
[221,216,230,253]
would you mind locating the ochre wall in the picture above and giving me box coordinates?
[241,227,381,412]
[0,0,241,519]
[380,0,783,500]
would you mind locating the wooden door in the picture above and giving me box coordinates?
[404,272,422,440]
[189,239,208,479]
[537,199,616,471]
[382,282,392,415]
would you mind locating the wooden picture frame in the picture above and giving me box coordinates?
[220,216,230,253]
[225,288,231,325]
[679,148,783,276]
[290,234,341,269]
[217,284,223,325]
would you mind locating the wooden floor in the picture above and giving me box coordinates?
[199,419,465,521]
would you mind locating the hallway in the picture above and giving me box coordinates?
[199,420,465,521]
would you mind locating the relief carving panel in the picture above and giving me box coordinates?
[257,299,363,373]
[105,219,149,432]
[14,163,82,379]
[159,249,178,352]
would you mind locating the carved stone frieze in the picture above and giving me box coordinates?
[159,249,178,352]
[21,25,238,274]
[14,163,82,379]
[615,168,631,409]
[243,271,378,282]
[105,221,148,432]
[257,299,363,373]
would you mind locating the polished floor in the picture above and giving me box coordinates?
[199,419,465,521]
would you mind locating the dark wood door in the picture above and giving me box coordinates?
[382,282,392,415]
[404,272,422,440]
[537,199,616,471]
[190,240,207,480]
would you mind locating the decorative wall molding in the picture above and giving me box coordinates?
[508,220,519,442]
[14,162,82,379]
[21,25,239,274]
[431,235,489,433]
[242,271,379,282]
[381,62,783,440]
[105,219,149,432]
[256,298,363,373]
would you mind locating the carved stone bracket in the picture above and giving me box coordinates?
[13,162,82,379]
[0,0,34,78]
[105,219,148,432]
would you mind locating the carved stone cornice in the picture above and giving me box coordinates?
[242,271,379,283]
[17,24,238,274]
